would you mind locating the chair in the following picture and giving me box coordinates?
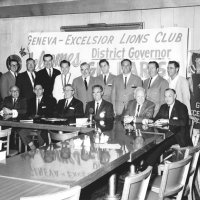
[20,185,81,200]
[49,130,79,142]
[121,166,152,200]
[157,145,200,199]
[146,156,192,200]
[183,145,200,200]
[0,127,11,156]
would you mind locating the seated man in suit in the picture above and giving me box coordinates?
[85,84,114,120]
[123,87,155,123]
[18,84,56,150]
[0,85,27,118]
[55,84,84,122]
[142,88,193,167]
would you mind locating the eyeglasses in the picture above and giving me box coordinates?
[64,90,73,92]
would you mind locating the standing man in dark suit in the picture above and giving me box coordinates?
[85,85,114,120]
[35,54,60,97]
[0,85,27,118]
[18,84,56,150]
[96,59,116,103]
[55,84,84,121]
[16,58,36,100]
[143,61,169,117]
[0,58,20,100]
[112,59,142,116]
[143,88,192,167]
[123,87,155,123]
[72,62,96,110]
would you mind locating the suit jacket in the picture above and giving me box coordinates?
[123,99,155,123]
[35,68,60,97]
[143,75,168,117]
[154,100,192,147]
[85,99,114,120]
[72,76,96,110]
[27,95,56,118]
[16,71,37,100]
[112,74,142,115]
[0,71,16,99]
[96,73,116,102]
[55,97,84,121]
[171,76,191,115]
[53,73,75,102]
[1,96,27,116]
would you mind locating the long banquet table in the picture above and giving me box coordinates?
[0,119,173,199]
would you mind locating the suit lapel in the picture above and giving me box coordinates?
[170,101,177,119]
[98,100,105,114]
[150,75,160,88]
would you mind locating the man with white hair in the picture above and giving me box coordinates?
[72,62,96,110]
[123,87,155,123]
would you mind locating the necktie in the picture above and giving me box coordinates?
[104,75,107,85]
[168,105,171,119]
[13,98,17,108]
[84,78,88,90]
[148,78,152,89]
[14,73,17,79]
[95,102,99,114]
[64,100,68,109]
[49,68,51,77]
[31,73,35,84]
[124,77,127,89]
[136,105,141,117]
[64,75,66,86]
[36,98,41,115]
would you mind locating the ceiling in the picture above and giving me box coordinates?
[0,0,200,18]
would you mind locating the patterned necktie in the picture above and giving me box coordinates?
[148,78,152,89]
[136,105,141,117]
[31,73,35,84]
[95,102,99,114]
[104,75,107,85]
[124,77,127,89]
[84,78,88,90]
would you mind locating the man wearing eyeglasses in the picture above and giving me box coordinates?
[0,85,27,118]
[0,58,20,99]
[85,84,114,120]
[55,84,84,121]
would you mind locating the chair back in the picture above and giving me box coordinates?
[20,185,81,200]
[159,156,192,200]
[121,166,152,200]
[49,131,78,142]
[0,128,11,156]
[185,144,200,199]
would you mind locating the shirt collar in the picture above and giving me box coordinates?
[95,99,102,105]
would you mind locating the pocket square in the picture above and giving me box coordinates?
[107,84,112,86]
[69,107,75,110]
[42,106,46,108]
[172,117,178,120]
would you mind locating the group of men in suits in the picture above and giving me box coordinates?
[0,53,195,157]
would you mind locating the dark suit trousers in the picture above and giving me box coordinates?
[145,135,178,166]
[19,128,49,147]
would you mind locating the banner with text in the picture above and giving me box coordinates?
[28,27,189,79]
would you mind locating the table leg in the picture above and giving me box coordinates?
[104,174,120,200]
